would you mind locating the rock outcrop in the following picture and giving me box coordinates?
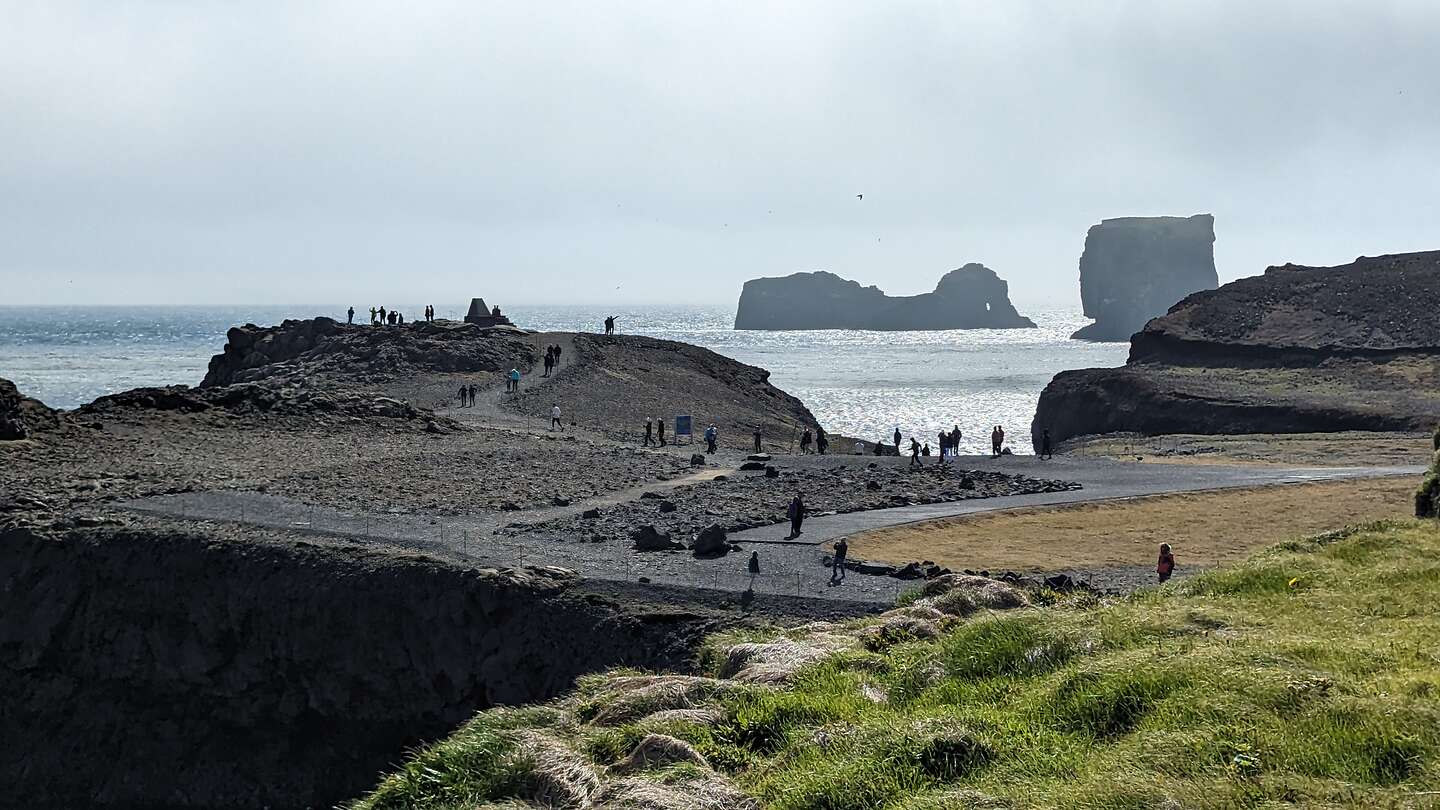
[1071,214,1218,341]
[1034,250,1440,448]
[202,317,533,388]
[0,524,713,809]
[0,378,59,440]
[734,265,1035,331]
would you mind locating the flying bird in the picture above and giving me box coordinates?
[856,194,863,200]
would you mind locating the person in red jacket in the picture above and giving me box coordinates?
[1157,543,1175,583]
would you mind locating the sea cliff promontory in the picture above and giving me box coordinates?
[1071,214,1218,341]
[1034,250,1440,448]
[734,264,1035,331]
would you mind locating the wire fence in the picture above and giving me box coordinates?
[129,491,905,604]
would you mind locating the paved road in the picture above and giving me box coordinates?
[727,454,1422,549]
[119,454,1420,606]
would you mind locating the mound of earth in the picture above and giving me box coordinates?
[202,317,534,388]
[0,378,59,440]
[510,334,821,450]
[734,265,1035,331]
[1071,214,1218,341]
[1034,250,1440,448]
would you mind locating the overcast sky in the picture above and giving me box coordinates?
[4,1,1438,308]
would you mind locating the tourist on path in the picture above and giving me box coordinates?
[658,418,667,447]
[457,385,468,407]
[753,429,763,454]
[830,538,848,584]
[748,551,761,577]
[550,404,562,431]
[643,420,655,447]
[467,384,477,407]
[787,493,806,538]
[347,306,354,324]
[1157,543,1175,583]
[799,429,812,454]
[816,426,828,455]
[553,344,562,365]
[705,423,718,454]
[1040,428,1054,459]
[543,349,554,377]
[507,368,521,393]
[910,438,922,467]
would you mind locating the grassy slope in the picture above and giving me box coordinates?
[352,520,1440,809]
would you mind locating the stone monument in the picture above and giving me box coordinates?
[463,298,514,327]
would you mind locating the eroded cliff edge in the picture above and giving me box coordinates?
[1034,250,1440,448]
[0,521,713,809]
[734,264,1035,331]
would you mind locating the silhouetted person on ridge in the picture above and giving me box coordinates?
[910,438,922,467]
[893,427,902,451]
[347,306,354,324]
[1040,428,1053,460]
[379,306,387,324]
[369,306,378,324]
[604,316,617,335]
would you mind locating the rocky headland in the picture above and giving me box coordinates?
[1,316,1080,809]
[1071,214,1218,341]
[733,264,1035,331]
[1034,250,1440,449]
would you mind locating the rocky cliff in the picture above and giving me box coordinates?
[202,317,534,388]
[1071,214,1218,341]
[733,265,1035,331]
[1034,250,1440,449]
[0,378,59,440]
[0,523,713,809]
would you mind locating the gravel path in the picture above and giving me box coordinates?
[118,453,1421,603]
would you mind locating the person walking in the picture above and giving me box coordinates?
[910,438,922,467]
[553,344,562,365]
[952,425,962,456]
[816,425,828,455]
[467,383,477,407]
[550,403,562,431]
[1157,543,1175,583]
[1040,428,1054,460]
[799,429,812,454]
[748,551,761,577]
[543,349,554,378]
[753,428,763,454]
[658,418,667,447]
[347,306,354,324]
[457,384,468,407]
[938,430,949,463]
[830,538,848,584]
[787,493,806,538]
[508,368,521,393]
[705,423,718,453]
[893,427,902,451]
[643,419,655,447]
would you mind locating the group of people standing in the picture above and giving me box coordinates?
[541,344,563,377]
[354,305,438,326]
[797,426,829,455]
[455,383,479,407]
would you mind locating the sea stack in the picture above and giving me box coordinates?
[1071,214,1218,341]
[734,264,1035,331]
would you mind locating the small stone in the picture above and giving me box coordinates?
[658,500,678,513]
[581,507,602,519]
[764,466,779,478]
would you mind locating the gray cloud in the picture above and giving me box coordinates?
[4,0,1438,306]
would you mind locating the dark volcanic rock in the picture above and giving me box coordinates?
[202,317,533,388]
[1035,250,1440,447]
[1071,214,1218,342]
[734,265,1035,331]
[0,378,59,441]
[691,523,730,557]
[632,525,684,551]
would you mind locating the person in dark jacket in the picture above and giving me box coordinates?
[787,493,806,538]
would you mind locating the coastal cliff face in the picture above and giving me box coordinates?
[0,523,711,809]
[0,378,59,440]
[1034,250,1440,449]
[1071,214,1218,341]
[733,265,1035,331]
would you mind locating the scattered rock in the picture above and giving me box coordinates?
[691,524,729,557]
[658,500,678,514]
[738,461,767,472]
[690,453,706,467]
[632,525,684,552]
[764,466,780,478]
[581,508,602,520]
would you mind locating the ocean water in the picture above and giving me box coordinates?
[0,305,1127,455]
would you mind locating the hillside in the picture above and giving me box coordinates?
[1034,250,1440,448]
[351,519,1440,809]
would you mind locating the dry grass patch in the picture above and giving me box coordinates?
[849,476,1414,572]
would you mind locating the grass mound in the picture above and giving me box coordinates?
[352,520,1440,809]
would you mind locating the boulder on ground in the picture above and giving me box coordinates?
[690,453,706,467]
[658,500,678,513]
[738,461,767,472]
[764,466,779,478]
[691,524,730,557]
[746,453,772,462]
[0,378,58,440]
[632,525,685,551]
